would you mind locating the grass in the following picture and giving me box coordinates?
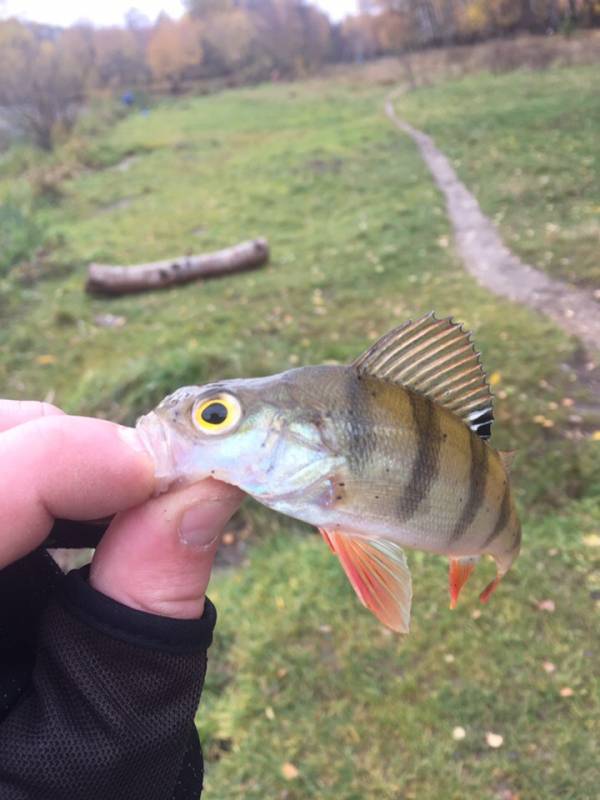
[1,63,599,799]
[398,65,600,290]
[203,498,599,799]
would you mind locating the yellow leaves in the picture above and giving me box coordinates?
[35,354,56,366]
[265,706,275,721]
[281,762,299,780]
[147,15,203,88]
[583,533,600,547]
[489,370,502,386]
[533,414,554,428]
[203,9,255,71]
[591,431,600,442]
[485,731,504,748]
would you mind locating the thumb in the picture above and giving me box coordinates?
[89,479,245,619]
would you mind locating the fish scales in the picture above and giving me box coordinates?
[319,370,513,558]
[136,313,522,632]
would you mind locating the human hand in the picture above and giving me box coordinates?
[0,399,244,619]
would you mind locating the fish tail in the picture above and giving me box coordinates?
[480,521,521,603]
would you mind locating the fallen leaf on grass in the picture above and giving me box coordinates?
[592,431,600,441]
[542,661,556,673]
[94,313,126,329]
[486,732,504,748]
[281,762,299,780]
[452,726,466,741]
[489,371,502,386]
[536,599,556,613]
[559,687,574,698]
[265,706,275,721]
[583,534,600,547]
[35,354,56,365]
[497,790,520,800]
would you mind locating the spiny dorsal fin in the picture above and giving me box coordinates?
[353,312,494,439]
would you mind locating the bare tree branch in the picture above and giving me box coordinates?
[86,238,270,296]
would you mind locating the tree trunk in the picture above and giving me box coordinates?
[86,238,269,296]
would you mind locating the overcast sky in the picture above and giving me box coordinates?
[1,0,358,27]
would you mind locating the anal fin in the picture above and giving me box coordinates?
[449,556,479,609]
[319,528,412,633]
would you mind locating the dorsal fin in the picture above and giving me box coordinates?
[353,312,494,439]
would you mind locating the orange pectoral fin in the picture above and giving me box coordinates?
[319,528,412,633]
[449,556,479,609]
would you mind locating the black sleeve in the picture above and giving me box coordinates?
[0,564,216,800]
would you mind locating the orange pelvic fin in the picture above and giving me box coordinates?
[448,556,479,609]
[319,528,412,633]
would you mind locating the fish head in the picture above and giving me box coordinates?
[136,367,344,504]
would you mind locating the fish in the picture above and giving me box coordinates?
[136,313,521,633]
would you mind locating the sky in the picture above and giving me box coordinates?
[0,0,359,28]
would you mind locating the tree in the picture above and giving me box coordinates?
[146,15,203,92]
[202,8,255,74]
[339,13,380,61]
[0,20,88,149]
[92,26,148,88]
[186,0,235,16]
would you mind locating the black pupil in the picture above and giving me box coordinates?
[201,402,228,425]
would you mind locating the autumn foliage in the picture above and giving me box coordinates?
[147,16,203,92]
[0,0,598,149]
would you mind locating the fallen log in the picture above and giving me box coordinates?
[86,237,269,296]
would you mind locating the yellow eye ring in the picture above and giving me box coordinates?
[192,393,241,436]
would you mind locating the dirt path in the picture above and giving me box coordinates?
[385,93,600,354]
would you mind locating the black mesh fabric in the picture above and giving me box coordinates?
[0,554,215,800]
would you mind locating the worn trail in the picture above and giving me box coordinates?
[385,93,599,353]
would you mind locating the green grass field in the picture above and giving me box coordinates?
[1,64,599,799]
[399,65,600,290]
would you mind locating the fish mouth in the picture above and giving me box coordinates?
[135,411,189,494]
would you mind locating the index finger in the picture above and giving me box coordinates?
[0,399,65,433]
[0,415,155,568]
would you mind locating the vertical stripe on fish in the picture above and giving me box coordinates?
[449,431,489,543]
[482,480,511,549]
[397,391,442,522]
[345,371,375,475]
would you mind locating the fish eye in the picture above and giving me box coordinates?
[192,393,241,436]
